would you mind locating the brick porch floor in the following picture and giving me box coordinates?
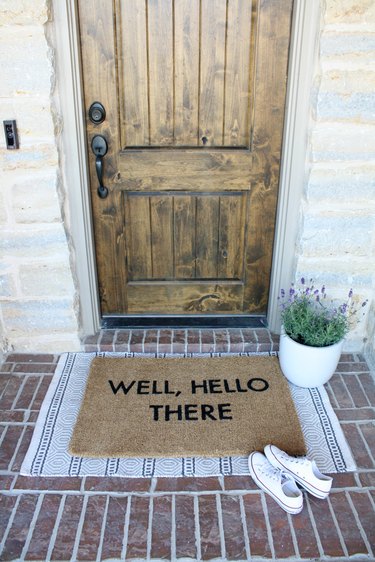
[0,328,374,561]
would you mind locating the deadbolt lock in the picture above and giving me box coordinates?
[88,102,106,124]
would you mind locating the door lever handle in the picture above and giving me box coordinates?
[95,154,108,199]
[91,135,109,199]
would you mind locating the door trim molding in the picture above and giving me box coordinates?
[52,0,101,335]
[53,0,320,336]
[267,0,320,332]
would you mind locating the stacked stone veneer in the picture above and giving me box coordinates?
[0,1,80,353]
[296,0,375,359]
[0,0,374,359]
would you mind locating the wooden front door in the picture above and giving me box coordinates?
[77,0,293,320]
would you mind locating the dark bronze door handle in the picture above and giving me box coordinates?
[91,135,108,199]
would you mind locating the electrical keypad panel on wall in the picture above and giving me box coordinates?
[3,120,19,149]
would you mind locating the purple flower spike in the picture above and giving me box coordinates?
[301,277,305,285]
[281,289,285,298]
[314,289,319,295]
[289,288,295,296]
[348,289,353,298]
[321,285,325,294]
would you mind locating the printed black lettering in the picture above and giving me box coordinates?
[184,404,199,420]
[235,379,247,392]
[149,404,163,421]
[218,403,233,420]
[208,379,222,394]
[137,380,150,394]
[247,378,269,392]
[191,380,208,394]
[164,381,175,395]
[152,381,162,395]
[108,380,135,395]
[223,379,236,393]
[165,404,183,421]
[201,404,216,420]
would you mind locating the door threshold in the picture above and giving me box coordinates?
[101,315,267,329]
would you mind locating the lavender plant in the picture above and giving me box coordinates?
[279,278,368,347]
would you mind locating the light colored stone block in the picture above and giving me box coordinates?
[325,0,375,26]
[0,192,8,224]
[0,224,70,259]
[8,333,81,353]
[320,70,375,94]
[19,264,75,297]
[0,98,55,141]
[0,0,48,25]
[296,258,373,289]
[1,298,78,336]
[311,123,375,161]
[0,27,52,98]
[321,33,375,56]
[301,214,374,257]
[307,164,375,206]
[317,92,375,122]
[12,173,61,223]
[0,143,58,171]
[0,274,16,298]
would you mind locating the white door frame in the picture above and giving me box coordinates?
[52,0,321,336]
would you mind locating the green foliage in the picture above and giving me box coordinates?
[279,279,367,348]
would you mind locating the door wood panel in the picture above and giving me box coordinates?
[127,282,244,314]
[117,0,254,148]
[77,0,294,316]
[125,193,246,280]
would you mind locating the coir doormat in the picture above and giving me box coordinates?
[69,354,306,458]
[21,352,356,478]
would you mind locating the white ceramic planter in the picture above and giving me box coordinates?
[279,327,344,388]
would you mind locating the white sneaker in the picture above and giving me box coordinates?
[264,444,333,499]
[248,452,303,515]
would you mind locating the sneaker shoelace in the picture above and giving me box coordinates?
[279,452,310,475]
[258,462,289,484]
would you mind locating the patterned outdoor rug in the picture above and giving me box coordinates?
[21,352,356,478]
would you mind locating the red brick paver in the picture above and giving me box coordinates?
[175,495,196,559]
[0,331,374,561]
[100,496,128,560]
[51,495,84,561]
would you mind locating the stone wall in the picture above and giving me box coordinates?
[0,0,374,358]
[0,1,80,352]
[296,0,375,356]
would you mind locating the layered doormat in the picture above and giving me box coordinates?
[21,352,356,478]
[70,354,306,458]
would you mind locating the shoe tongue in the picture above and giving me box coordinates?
[262,464,281,480]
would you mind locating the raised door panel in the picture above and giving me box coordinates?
[116,0,254,148]
[125,192,247,281]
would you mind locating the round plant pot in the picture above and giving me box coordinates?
[279,327,344,388]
